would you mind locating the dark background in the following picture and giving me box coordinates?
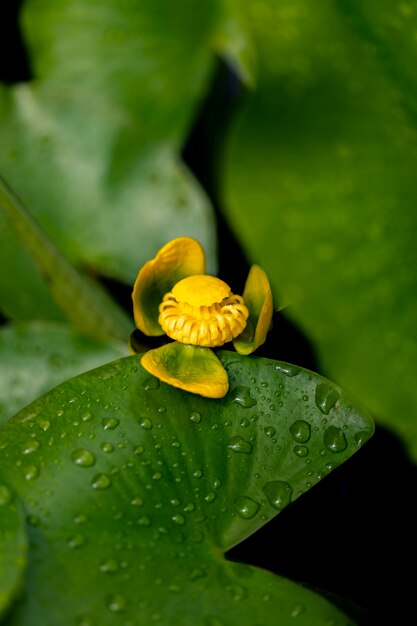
[1,4,415,625]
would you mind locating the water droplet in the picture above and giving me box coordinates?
[172,514,185,525]
[235,496,260,519]
[226,584,247,600]
[355,430,372,446]
[102,418,119,430]
[204,492,216,503]
[131,496,144,507]
[152,472,162,481]
[23,465,39,480]
[315,382,340,415]
[0,484,12,506]
[27,514,41,527]
[228,436,253,454]
[290,604,304,617]
[324,426,347,452]
[137,515,152,526]
[140,417,153,430]
[144,377,159,390]
[37,419,50,431]
[289,420,311,443]
[81,412,92,422]
[91,474,112,490]
[240,417,250,428]
[193,469,203,478]
[190,530,205,543]
[231,385,257,408]
[264,426,276,438]
[67,534,85,549]
[190,567,206,581]
[213,478,222,489]
[107,594,126,612]
[263,480,292,510]
[190,411,202,423]
[134,445,145,455]
[22,440,40,454]
[71,448,96,467]
[275,363,300,377]
[293,445,309,457]
[73,513,88,524]
[100,559,119,573]
[101,442,114,453]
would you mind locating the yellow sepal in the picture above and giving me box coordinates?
[233,264,273,355]
[132,237,206,336]
[140,342,229,398]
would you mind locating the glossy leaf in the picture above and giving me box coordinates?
[0,351,373,624]
[0,484,27,620]
[0,321,128,426]
[223,1,417,458]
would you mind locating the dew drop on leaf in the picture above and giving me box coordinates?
[107,594,126,612]
[22,440,41,454]
[355,430,372,446]
[102,418,119,430]
[67,533,86,549]
[91,474,112,490]
[172,514,185,525]
[37,419,51,432]
[263,480,293,510]
[100,559,119,573]
[227,436,253,454]
[204,492,216,503]
[323,426,347,452]
[293,445,309,457]
[226,583,247,601]
[275,363,300,377]
[190,411,202,423]
[231,386,257,408]
[23,465,39,480]
[315,382,340,415]
[144,377,159,390]
[100,442,114,453]
[140,417,153,430]
[71,448,96,467]
[235,495,260,519]
[289,420,311,443]
[0,484,12,506]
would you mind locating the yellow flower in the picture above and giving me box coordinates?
[132,237,273,398]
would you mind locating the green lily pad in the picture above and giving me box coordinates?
[223,0,417,458]
[0,351,373,624]
[0,0,219,320]
[0,321,128,426]
[0,483,27,620]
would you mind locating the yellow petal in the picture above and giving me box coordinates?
[132,237,206,336]
[233,265,273,355]
[140,342,229,398]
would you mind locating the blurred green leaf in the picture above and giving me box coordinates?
[223,0,417,457]
[0,484,27,620]
[0,175,133,341]
[0,0,221,319]
[0,321,128,426]
[0,351,372,624]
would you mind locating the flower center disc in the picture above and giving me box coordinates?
[171,275,231,307]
